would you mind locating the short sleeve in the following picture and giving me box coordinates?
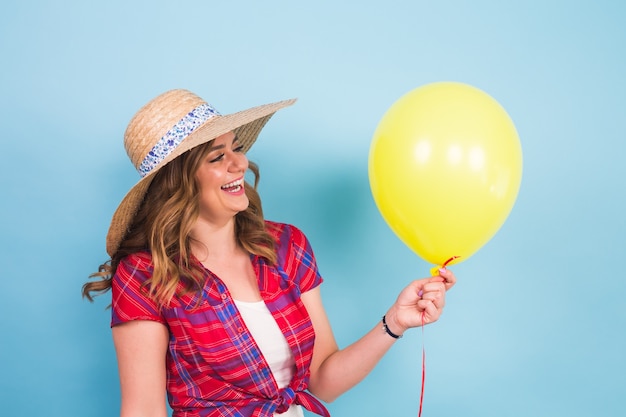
[277,223,323,294]
[111,252,165,327]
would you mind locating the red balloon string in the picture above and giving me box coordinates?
[418,311,426,417]
[419,258,456,417]
[442,256,460,268]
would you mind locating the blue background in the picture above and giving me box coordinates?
[1,1,624,416]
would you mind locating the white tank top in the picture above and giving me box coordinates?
[234,300,305,417]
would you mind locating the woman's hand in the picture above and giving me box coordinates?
[384,268,457,337]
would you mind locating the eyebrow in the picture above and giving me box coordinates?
[207,135,240,152]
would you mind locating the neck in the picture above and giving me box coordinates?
[190,217,240,262]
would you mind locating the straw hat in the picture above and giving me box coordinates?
[106,89,296,256]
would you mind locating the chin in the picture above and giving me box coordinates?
[233,198,250,214]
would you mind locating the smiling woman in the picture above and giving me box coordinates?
[81,88,456,417]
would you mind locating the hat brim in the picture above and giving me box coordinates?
[105,98,296,256]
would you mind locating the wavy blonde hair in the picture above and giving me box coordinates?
[82,141,277,308]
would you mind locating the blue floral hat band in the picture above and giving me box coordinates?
[138,103,221,177]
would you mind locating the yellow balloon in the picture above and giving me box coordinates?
[369,82,523,268]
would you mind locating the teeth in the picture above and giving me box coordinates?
[222,178,243,189]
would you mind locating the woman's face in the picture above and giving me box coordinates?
[194,131,249,225]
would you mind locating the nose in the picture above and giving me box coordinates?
[227,149,248,171]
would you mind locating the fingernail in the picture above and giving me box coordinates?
[418,290,424,297]
[439,267,447,274]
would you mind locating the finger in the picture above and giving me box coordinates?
[432,291,446,309]
[417,279,443,298]
[421,281,446,294]
[437,268,457,290]
[423,288,445,309]
[419,300,441,324]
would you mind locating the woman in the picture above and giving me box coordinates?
[83,89,456,417]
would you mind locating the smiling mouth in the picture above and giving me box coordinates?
[221,178,244,193]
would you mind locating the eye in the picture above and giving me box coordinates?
[208,153,224,163]
[234,144,244,153]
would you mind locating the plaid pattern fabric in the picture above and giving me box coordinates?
[111,222,330,417]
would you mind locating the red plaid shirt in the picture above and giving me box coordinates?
[111,222,330,417]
